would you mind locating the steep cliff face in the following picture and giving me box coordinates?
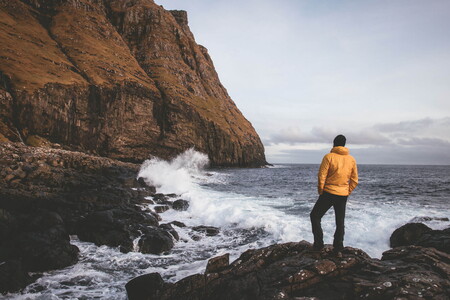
[0,0,267,166]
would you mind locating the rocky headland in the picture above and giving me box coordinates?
[0,0,267,167]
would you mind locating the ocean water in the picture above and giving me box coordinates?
[6,149,450,299]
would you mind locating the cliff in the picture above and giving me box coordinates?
[0,0,267,167]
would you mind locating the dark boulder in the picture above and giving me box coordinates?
[172,199,189,211]
[138,227,175,255]
[77,208,159,253]
[390,222,450,254]
[126,273,165,300]
[0,260,32,294]
[13,210,79,272]
[390,222,432,248]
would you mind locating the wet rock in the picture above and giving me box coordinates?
[416,227,450,254]
[127,241,450,300]
[159,223,179,241]
[126,273,165,300]
[171,221,187,228]
[15,211,79,271]
[138,227,175,255]
[390,222,432,247]
[205,253,229,274]
[192,226,220,236]
[154,205,170,213]
[390,222,450,254]
[153,194,169,203]
[77,208,159,253]
[0,260,32,294]
[172,199,189,211]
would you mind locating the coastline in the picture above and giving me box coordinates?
[1,142,449,299]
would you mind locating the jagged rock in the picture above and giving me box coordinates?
[138,227,175,255]
[172,199,189,211]
[0,0,267,167]
[390,222,432,248]
[205,253,229,274]
[192,226,220,236]
[127,241,450,300]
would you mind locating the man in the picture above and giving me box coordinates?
[310,134,358,254]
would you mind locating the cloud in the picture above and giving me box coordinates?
[374,118,434,133]
[397,137,450,147]
[266,117,449,147]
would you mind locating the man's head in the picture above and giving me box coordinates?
[333,135,346,147]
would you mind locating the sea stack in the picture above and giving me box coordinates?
[0,0,267,167]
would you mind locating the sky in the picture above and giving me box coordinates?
[159,0,450,165]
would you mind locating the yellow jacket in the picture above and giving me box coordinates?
[318,146,358,196]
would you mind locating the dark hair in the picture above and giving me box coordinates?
[333,135,346,147]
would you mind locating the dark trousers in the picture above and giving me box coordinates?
[310,192,348,250]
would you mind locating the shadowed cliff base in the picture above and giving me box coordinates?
[0,0,267,167]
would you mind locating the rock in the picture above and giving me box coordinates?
[172,199,189,211]
[0,260,32,294]
[390,222,432,248]
[192,226,220,236]
[154,205,170,213]
[416,227,450,254]
[127,241,450,300]
[390,223,450,254]
[170,221,187,228]
[126,273,165,300]
[0,0,267,167]
[138,227,175,255]
[159,223,180,241]
[77,208,159,253]
[205,253,229,274]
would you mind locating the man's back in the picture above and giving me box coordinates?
[318,146,358,196]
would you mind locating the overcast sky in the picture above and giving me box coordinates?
[159,0,450,165]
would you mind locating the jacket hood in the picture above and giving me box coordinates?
[331,146,349,155]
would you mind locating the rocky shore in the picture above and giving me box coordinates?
[2,141,449,299]
[0,141,220,294]
[127,232,450,300]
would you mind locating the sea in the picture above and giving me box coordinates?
[5,149,450,299]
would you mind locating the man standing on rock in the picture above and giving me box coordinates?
[310,135,358,254]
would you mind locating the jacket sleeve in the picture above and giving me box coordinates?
[348,160,358,194]
[317,155,330,195]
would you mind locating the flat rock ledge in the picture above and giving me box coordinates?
[126,241,450,300]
